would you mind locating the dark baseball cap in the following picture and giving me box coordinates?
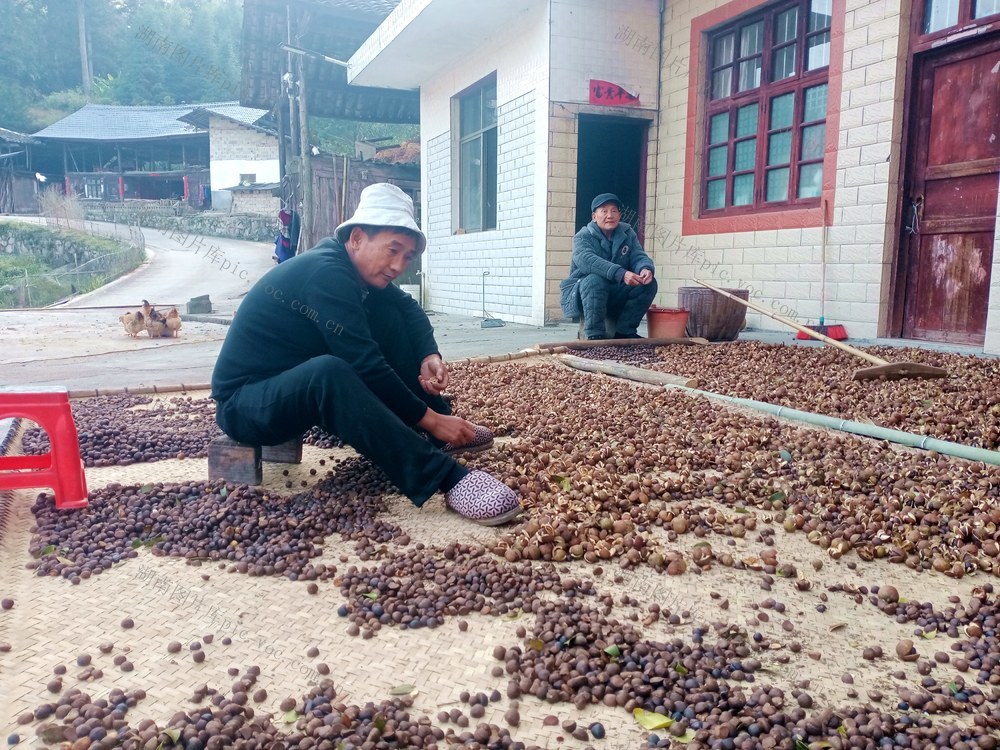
[591,193,622,212]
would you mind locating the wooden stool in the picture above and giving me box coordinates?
[0,388,88,509]
[207,435,303,485]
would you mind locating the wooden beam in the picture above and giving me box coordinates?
[557,354,699,389]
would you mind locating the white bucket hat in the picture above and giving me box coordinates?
[334,183,426,253]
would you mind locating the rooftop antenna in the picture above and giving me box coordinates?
[480,270,505,328]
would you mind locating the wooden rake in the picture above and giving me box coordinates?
[695,280,949,381]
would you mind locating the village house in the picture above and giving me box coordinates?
[0,127,41,214]
[31,102,279,215]
[346,0,1000,355]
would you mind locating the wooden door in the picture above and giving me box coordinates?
[900,36,1000,345]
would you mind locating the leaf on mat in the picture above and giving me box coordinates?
[528,639,544,652]
[143,536,164,547]
[794,739,810,750]
[164,728,182,743]
[363,591,379,601]
[131,539,144,549]
[674,729,698,744]
[39,544,56,556]
[389,684,416,696]
[139,483,155,494]
[374,714,386,732]
[282,710,299,724]
[553,474,571,491]
[603,645,621,658]
[674,664,689,675]
[56,556,74,565]
[920,630,937,639]
[632,708,673,730]
[500,609,523,622]
[219,486,229,498]
[779,449,793,462]
[769,490,787,503]
[829,623,847,632]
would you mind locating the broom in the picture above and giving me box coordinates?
[797,198,848,340]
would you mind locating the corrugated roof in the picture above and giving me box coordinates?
[32,103,234,142]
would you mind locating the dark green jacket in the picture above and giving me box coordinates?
[211,238,438,425]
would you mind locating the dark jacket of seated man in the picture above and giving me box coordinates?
[559,219,657,337]
[212,238,437,427]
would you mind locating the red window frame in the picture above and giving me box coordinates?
[700,0,832,218]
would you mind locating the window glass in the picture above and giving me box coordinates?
[706,179,727,209]
[741,21,764,54]
[460,91,480,136]
[973,0,1000,16]
[734,139,757,171]
[775,8,798,42]
[766,168,790,201]
[772,44,797,81]
[712,69,733,100]
[733,174,754,205]
[736,103,759,137]
[708,146,729,177]
[801,123,826,160]
[923,0,960,31]
[770,92,795,129]
[739,58,762,91]
[483,83,497,128]
[798,163,823,198]
[806,31,830,70]
[714,33,735,66]
[808,0,832,30]
[710,112,730,144]
[803,84,828,122]
[460,138,482,231]
[768,131,792,165]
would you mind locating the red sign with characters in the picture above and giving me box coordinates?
[589,80,640,107]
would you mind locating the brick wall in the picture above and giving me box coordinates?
[209,117,280,212]
[652,0,905,339]
[231,190,281,217]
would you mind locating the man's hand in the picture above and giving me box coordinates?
[638,268,654,285]
[418,409,475,445]
[622,271,643,286]
[419,354,449,396]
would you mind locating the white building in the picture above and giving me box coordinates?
[349,0,1000,354]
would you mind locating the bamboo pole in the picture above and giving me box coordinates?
[535,336,709,351]
[557,354,699,388]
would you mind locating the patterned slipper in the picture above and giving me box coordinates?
[442,424,495,455]
[445,471,523,526]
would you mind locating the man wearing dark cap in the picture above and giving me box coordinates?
[559,193,657,340]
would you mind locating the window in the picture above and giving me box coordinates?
[239,173,256,186]
[921,0,1000,33]
[702,0,832,215]
[83,177,104,200]
[457,76,497,232]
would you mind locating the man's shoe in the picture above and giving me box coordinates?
[442,424,495,455]
[445,471,523,525]
[586,335,608,341]
[614,332,644,339]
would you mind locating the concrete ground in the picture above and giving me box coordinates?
[0,215,991,391]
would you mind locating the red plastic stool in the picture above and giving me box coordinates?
[0,388,88,509]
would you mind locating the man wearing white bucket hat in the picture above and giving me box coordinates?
[212,183,523,525]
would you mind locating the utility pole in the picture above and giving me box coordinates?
[297,53,312,250]
[77,0,92,97]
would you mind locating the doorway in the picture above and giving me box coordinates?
[895,35,1000,345]
[575,115,649,242]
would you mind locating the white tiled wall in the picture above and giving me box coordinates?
[419,3,549,324]
[549,0,661,107]
[209,117,279,213]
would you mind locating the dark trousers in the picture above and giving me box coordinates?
[215,303,462,506]
[578,274,658,338]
